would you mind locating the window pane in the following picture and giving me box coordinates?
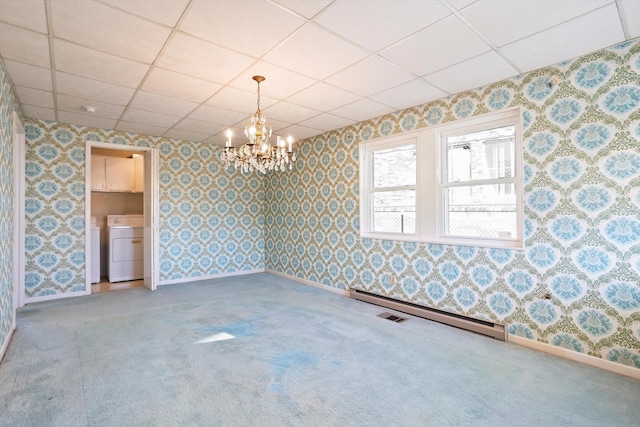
[372,190,415,234]
[446,125,514,182]
[373,144,416,188]
[446,184,516,238]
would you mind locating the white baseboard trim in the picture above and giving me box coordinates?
[265,270,350,296]
[0,322,16,363]
[159,268,266,286]
[508,335,640,380]
[24,290,87,305]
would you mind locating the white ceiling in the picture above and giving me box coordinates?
[1,0,639,146]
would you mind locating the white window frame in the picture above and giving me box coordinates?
[359,107,523,249]
[359,134,422,242]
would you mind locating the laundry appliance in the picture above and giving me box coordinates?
[107,215,144,283]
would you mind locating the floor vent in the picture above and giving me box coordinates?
[377,312,407,323]
[350,289,506,341]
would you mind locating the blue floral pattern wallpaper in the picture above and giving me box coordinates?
[0,61,23,354]
[264,39,640,369]
[23,120,265,299]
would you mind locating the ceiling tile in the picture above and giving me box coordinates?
[50,0,170,63]
[263,23,369,80]
[325,56,415,97]
[0,23,50,67]
[56,94,125,119]
[262,118,294,133]
[370,79,448,110]
[173,118,226,135]
[286,82,361,111]
[272,0,332,19]
[157,32,255,84]
[425,51,518,95]
[96,0,190,27]
[500,4,624,73]
[619,0,640,38]
[187,105,248,127]
[0,0,47,33]
[57,111,117,129]
[298,113,355,132]
[142,68,222,103]
[380,15,491,76]
[203,134,228,146]
[315,0,451,52]
[129,91,198,117]
[121,108,181,128]
[1,0,635,139]
[163,129,210,142]
[22,105,55,121]
[14,86,54,109]
[277,124,324,140]
[206,86,277,114]
[116,121,168,137]
[263,101,321,123]
[330,99,395,122]
[2,60,52,91]
[54,39,149,88]
[462,0,612,47]
[56,72,135,105]
[179,0,306,57]
[448,0,478,10]
[228,61,316,99]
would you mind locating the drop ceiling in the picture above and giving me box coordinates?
[1,0,638,145]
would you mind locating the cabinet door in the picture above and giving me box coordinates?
[133,155,144,192]
[91,155,106,190]
[105,157,134,191]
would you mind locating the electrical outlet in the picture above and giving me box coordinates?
[390,274,396,286]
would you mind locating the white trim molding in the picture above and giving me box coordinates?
[358,106,524,249]
[265,270,350,296]
[159,268,266,286]
[24,290,87,305]
[0,324,15,363]
[509,334,640,380]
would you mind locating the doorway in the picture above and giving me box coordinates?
[85,141,159,292]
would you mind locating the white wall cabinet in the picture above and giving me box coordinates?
[133,155,144,193]
[92,155,141,192]
[91,155,107,191]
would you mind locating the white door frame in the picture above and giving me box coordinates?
[12,112,25,310]
[85,141,160,292]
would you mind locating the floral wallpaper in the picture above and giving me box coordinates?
[23,119,264,299]
[0,61,23,354]
[265,39,640,369]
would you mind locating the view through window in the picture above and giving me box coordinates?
[371,144,416,234]
[443,125,517,239]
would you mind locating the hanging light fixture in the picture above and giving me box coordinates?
[221,75,296,173]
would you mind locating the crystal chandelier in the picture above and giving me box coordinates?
[221,75,296,174]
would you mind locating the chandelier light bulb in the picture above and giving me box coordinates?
[225,129,232,147]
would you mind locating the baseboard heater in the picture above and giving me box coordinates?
[349,289,507,341]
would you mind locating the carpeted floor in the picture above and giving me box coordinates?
[1,273,639,426]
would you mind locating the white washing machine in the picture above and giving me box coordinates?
[108,215,144,283]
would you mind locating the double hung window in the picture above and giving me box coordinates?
[360,108,523,249]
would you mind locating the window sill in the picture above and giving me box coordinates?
[360,231,524,250]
